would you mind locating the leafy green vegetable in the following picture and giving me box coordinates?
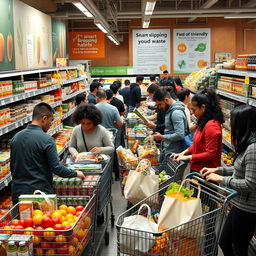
[195,43,206,52]
[166,182,194,199]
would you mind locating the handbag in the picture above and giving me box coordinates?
[124,159,159,205]
[158,179,205,238]
[119,204,158,254]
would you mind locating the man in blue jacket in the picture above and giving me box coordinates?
[129,76,146,111]
[10,103,85,204]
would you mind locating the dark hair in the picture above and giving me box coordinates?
[90,82,100,92]
[147,83,159,94]
[32,103,54,120]
[96,89,107,99]
[113,80,122,89]
[110,84,118,94]
[75,93,86,105]
[153,88,171,101]
[73,104,102,125]
[177,88,190,102]
[231,105,256,154]
[174,76,183,87]
[99,78,105,83]
[161,79,177,96]
[163,70,168,74]
[124,79,130,86]
[92,79,99,83]
[106,89,113,100]
[191,89,224,131]
[150,75,156,81]
[136,76,144,83]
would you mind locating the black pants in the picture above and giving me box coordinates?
[219,206,256,256]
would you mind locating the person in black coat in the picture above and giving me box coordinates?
[129,76,146,111]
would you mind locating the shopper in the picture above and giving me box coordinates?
[108,86,125,116]
[200,104,256,256]
[75,92,87,106]
[174,76,183,91]
[99,78,105,87]
[113,80,124,102]
[10,103,85,205]
[88,81,101,104]
[129,75,145,111]
[160,70,174,85]
[96,89,123,129]
[119,79,130,109]
[149,74,159,85]
[172,89,224,172]
[161,80,177,100]
[152,88,189,162]
[69,104,114,161]
[176,88,191,124]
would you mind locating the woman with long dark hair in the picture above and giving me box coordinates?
[200,104,256,256]
[172,88,224,172]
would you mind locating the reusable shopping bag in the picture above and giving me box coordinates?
[119,204,158,254]
[124,159,159,205]
[158,179,205,238]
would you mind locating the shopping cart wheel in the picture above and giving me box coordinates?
[104,231,109,245]
[111,214,115,227]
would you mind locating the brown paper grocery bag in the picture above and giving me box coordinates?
[158,179,205,238]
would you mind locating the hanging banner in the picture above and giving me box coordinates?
[173,28,211,73]
[132,29,170,74]
[69,31,105,59]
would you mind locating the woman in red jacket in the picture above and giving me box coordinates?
[172,89,224,172]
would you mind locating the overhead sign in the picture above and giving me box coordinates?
[173,28,211,73]
[132,29,171,74]
[69,31,105,59]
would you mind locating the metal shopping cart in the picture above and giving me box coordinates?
[116,173,238,256]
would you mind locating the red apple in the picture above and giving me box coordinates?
[23,218,33,228]
[34,226,44,236]
[10,219,20,226]
[75,206,84,212]
[18,220,25,226]
[52,217,61,226]
[41,217,52,228]
[57,244,68,254]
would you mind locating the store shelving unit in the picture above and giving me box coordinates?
[217,68,256,78]
[47,123,64,137]
[216,89,248,103]
[62,76,86,85]
[62,88,87,101]
[57,141,70,156]
[222,138,235,151]
[62,108,76,120]
[0,173,12,192]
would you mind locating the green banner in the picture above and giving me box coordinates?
[0,0,15,71]
[91,66,133,76]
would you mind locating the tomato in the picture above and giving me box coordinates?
[59,209,67,217]
[23,218,33,228]
[34,226,44,236]
[18,220,25,226]
[52,217,61,226]
[33,214,43,226]
[59,205,68,211]
[57,244,68,255]
[33,210,43,216]
[76,211,82,217]
[45,249,55,255]
[24,227,34,235]
[53,224,64,230]
[67,206,76,215]
[10,219,19,226]
[55,235,67,244]
[75,205,84,212]
[15,225,24,234]
[65,214,74,220]
[44,228,55,241]
[52,211,62,219]
[44,212,52,218]
[41,242,51,249]
[41,217,52,228]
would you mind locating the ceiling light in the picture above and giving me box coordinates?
[95,22,108,33]
[73,2,93,18]
[224,14,256,19]
[143,20,150,28]
[201,0,219,9]
[145,0,156,15]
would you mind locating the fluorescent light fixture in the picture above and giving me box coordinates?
[201,0,219,9]
[143,20,150,28]
[145,0,156,15]
[95,23,108,33]
[107,33,120,45]
[224,14,256,19]
[73,2,93,18]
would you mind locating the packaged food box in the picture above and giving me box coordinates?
[7,235,33,256]
[18,193,57,214]
[19,201,33,220]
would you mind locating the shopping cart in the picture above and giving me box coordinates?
[0,194,97,256]
[116,173,238,256]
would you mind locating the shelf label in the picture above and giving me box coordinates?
[4,179,8,186]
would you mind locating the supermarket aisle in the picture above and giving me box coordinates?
[98,180,127,256]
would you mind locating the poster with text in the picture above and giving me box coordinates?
[13,0,52,69]
[173,28,211,73]
[52,18,66,65]
[69,31,105,59]
[132,29,170,74]
[0,0,15,71]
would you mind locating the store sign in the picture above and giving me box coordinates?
[91,66,133,76]
[69,31,105,59]
[132,29,171,74]
[173,28,211,73]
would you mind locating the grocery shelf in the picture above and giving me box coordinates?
[0,172,12,191]
[58,141,70,156]
[62,88,87,101]
[47,123,63,137]
[217,68,256,78]
[0,84,61,107]
[62,108,76,120]
[216,89,248,103]
[59,66,78,71]
[62,76,86,85]
[50,100,62,109]
[222,138,235,151]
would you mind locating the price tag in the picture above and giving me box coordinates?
[4,179,8,186]
[245,76,250,84]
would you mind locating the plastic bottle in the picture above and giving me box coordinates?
[17,241,28,256]
[6,241,17,256]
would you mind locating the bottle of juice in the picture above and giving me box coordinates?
[0,241,7,256]
[6,241,17,256]
[17,242,28,256]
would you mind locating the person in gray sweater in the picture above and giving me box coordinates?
[201,104,256,256]
[69,104,114,161]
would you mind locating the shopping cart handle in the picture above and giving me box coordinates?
[226,188,238,201]
[185,172,201,179]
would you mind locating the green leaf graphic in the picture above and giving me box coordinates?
[195,43,206,52]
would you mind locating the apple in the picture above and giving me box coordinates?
[53,224,63,230]
[34,226,44,236]
[18,220,25,226]
[11,219,19,226]
[57,244,68,255]
[52,217,61,226]
[23,218,33,228]
[76,211,82,217]
[41,217,52,228]
[75,206,84,212]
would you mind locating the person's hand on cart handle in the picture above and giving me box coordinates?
[153,132,163,141]
[204,173,223,183]
[76,171,86,181]
[90,147,102,154]
[200,167,220,178]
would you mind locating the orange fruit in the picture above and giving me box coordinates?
[60,209,67,217]
[33,210,43,216]
[68,245,75,256]
[70,237,79,247]
[35,248,44,255]
[52,211,62,219]
[62,221,69,226]
[33,214,43,226]
[24,227,34,235]
[177,43,187,53]
[65,214,74,220]
[45,249,55,255]
[55,235,67,243]
[67,206,76,215]
[59,205,68,211]
[32,235,41,245]
[44,228,55,241]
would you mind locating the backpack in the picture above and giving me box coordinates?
[169,107,193,150]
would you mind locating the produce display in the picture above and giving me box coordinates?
[222,150,235,166]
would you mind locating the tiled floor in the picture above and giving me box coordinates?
[97,180,224,256]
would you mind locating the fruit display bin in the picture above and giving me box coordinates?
[0,194,97,256]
